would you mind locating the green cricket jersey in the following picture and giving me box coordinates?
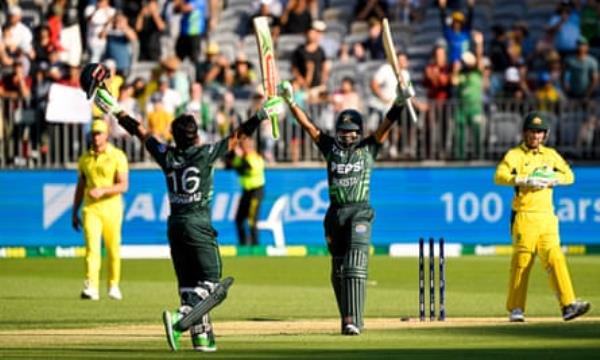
[317,134,381,206]
[146,136,230,217]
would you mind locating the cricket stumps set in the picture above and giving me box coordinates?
[419,237,446,321]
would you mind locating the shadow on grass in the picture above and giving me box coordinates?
[2,347,600,359]
[429,322,600,340]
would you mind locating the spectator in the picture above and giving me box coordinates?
[489,25,511,73]
[354,0,388,21]
[510,21,534,62]
[46,0,66,53]
[196,42,233,94]
[110,83,142,139]
[580,0,600,47]
[249,0,282,38]
[185,82,213,134]
[546,0,581,59]
[216,91,242,138]
[438,0,474,66]
[354,18,385,61]
[0,61,31,99]
[161,55,190,107]
[104,12,137,77]
[371,50,410,108]
[497,66,529,102]
[290,20,330,98]
[5,5,34,59]
[563,36,599,100]
[280,0,313,34]
[535,71,564,112]
[423,43,451,101]
[84,0,116,63]
[59,65,81,88]
[147,92,174,142]
[451,31,484,160]
[135,0,166,61]
[173,0,217,64]
[231,52,257,98]
[332,76,364,114]
[0,36,13,66]
[148,75,182,117]
[72,119,128,301]
[33,25,54,65]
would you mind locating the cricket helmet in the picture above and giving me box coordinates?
[80,63,110,99]
[522,112,549,132]
[335,109,363,148]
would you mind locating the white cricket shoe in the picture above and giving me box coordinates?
[81,285,99,300]
[509,308,525,322]
[108,286,123,300]
[342,324,361,335]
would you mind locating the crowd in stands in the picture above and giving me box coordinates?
[0,0,599,167]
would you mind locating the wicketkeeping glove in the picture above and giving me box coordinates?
[80,63,110,99]
[277,81,296,107]
[257,96,285,122]
[94,88,122,115]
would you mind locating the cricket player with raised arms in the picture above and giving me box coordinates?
[494,112,590,322]
[81,62,285,351]
[277,80,413,335]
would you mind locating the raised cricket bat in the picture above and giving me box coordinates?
[253,16,280,139]
[382,18,418,123]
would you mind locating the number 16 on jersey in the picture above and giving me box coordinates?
[253,16,280,139]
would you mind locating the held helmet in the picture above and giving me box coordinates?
[335,109,363,149]
[522,112,549,132]
[80,63,110,99]
[172,114,199,149]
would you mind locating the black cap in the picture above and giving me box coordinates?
[335,109,363,132]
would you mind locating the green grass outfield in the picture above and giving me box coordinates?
[0,256,599,359]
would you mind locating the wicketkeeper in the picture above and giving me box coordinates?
[82,63,285,351]
[278,80,413,335]
[494,112,590,322]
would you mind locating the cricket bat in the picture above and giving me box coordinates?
[253,16,280,139]
[382,18,418,123]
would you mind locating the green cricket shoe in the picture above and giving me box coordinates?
[192,330,217,352]
[162,310,182,351]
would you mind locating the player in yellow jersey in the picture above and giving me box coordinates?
[494,112,590,322]
[230,135,265,246]
[72,119,129,301]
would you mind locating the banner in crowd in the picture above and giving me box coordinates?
[1,167,599,247]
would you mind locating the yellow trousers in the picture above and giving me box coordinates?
[82,201,123,291]
[506,212,576,311]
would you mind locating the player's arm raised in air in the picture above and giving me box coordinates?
[277,81,321,143]
[94,88,284,154]
[372,85,414,144]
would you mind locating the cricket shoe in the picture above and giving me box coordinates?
[80,284,99,301]
[108,286,122,300]
[162,310,182,351]
[192,330,217,352]
[509,308,525,322]
[342,324,361,336]
[562,300,591,321]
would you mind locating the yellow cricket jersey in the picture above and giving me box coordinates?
[78,143,128,206]
[232,152,265,191]
[494,143,574,213]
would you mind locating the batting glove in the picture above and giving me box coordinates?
[395,82,415,106]
[257,96,285,122]
[515,176,549,190]
[94,88,122,115]
[277,81,296,107]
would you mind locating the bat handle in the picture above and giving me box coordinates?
[406,100,418,124]
[271,113,280,140]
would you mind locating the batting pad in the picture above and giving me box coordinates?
[175,277,234,331]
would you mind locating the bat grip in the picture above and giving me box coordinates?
[406,100,418,124]
[271,113,280,139]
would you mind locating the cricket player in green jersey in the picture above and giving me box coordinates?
[91,70,284,351]
[278,80,413,335]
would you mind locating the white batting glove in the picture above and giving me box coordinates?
[94,88,122,115]
[515,176,548,190]
[257,96,285,122]
[394,82,415,106]
[277,81,296,107]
